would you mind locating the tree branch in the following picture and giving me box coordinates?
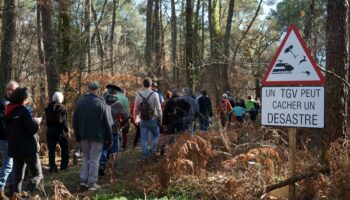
[232,0,263,61]
[256,167,329,197]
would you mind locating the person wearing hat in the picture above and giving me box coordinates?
[151,82,164,105]
[99,86,130,176]
[73,82,113,191]
[114,86,131,151]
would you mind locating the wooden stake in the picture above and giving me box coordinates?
[288,128,297,200]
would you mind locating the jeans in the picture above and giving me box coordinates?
[99,133,120,166]
[184,119,195,134]
[140,118,160,159]
[0,140,13,191]
[80,140,103,187]
[12,153,43,194]
[46,127,69,171]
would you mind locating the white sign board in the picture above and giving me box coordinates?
[261,87,324,128]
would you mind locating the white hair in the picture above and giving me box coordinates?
[52,91,64,103]
[7,80,19,88]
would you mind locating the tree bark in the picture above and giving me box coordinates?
[222,0,235,92]
[304,0,315,42]
[40,0,60,98]
[91,2,105,75]
[85,0,92,73]
[185,0,194,88]
[210,0,222,103]
[58,0,70,73]
[154,0,162,77]
[0,0,16,95]
[36,0,46,106]
[325,0,349,143]
[109,0,119,75]
[145,0,154,68]
[170,0,177,82]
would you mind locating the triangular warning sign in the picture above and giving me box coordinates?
[262,24,325,86]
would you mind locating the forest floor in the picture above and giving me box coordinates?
[15,119,341,200]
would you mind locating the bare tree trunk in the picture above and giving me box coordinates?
[304,0,315,42]
[0,0,15,95]
[154,0,162,77]
[36,0,46,106]
[325,0,349,143]
[109,0,119,75]
[85,0,91,73]
[210,0,222,103]
[222,0,235,92]
[170,0,177,82]
[40,0,60,98]
[185,0,194,88]
[145,0,154,68]
[91,2,105,75]
[58,0,70,74]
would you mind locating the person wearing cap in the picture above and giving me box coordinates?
[217,93,233,128]
[151,82,164,105]
[73,82,113,191]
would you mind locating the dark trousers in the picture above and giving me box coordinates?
[46,128,69,171]
[13,153,43,194]
[133,123,140,148]
[121,123,130,150]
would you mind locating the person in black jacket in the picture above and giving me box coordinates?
[73,82,113,191]
[45,91,69,173]
[197,90,213,131]
[5,87,42,195]
[162,89,190,134]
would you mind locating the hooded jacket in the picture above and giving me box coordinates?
[5,104,39,157]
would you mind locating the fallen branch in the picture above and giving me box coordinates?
[256,167,330,197]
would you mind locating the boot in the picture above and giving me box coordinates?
[0,191,9,200]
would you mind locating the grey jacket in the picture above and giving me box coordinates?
[73,93,113,144]
[134,88,162,123]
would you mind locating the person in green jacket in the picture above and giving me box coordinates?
[245,96,257,123]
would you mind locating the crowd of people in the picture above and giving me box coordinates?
[0,78,260,198]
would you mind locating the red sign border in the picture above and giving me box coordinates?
[261,24,325,86]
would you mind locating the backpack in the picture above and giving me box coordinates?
[139,92,155,120]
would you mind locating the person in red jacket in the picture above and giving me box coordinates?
[216,93,233,128]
